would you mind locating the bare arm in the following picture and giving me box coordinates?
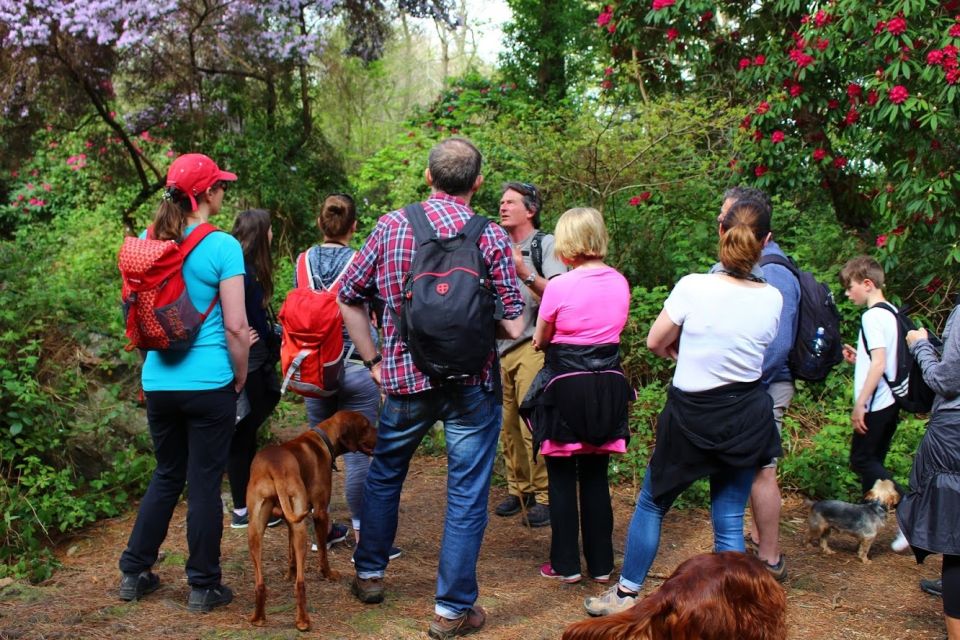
[220,274,249,392]
[339,300,381,385]
[531,316,555,351]
[498,316,525,340]
[852,347,886,434]
[647,308,681,360]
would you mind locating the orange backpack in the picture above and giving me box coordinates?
[278,249,354,397]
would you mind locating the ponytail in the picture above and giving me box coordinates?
[718,198,770,276]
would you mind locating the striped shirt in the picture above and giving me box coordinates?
[338,192,523,395]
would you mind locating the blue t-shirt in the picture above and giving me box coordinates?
[142,224,246,391]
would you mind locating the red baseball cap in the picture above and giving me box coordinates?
[165,153,238,211]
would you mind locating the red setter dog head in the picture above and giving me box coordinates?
[563,552,787,640]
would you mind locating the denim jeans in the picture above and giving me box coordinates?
[354,384,501,618]
[305,362,380,529]
[618,465,756,592]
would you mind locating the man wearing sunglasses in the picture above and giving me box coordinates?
[494,181,567,528]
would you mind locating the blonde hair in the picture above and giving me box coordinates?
[840,255,886,290]
[554,207,608,262]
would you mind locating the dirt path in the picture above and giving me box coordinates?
[0,452,945,640]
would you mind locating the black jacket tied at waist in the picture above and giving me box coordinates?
[520,343,635,457]
[648,381,781,504]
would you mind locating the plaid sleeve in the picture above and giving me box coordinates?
[339,218,384,305]
[482,223,523,319]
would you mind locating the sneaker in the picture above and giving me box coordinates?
[230,512,248,529]
[920,578,943,598]
[427,606,486,639]
[118,570,160,601]
[539,562,581,584]
[584,585,638,617]
[522,503,551,528]
[495,494,532,517]
[267,515,283,527]
[891,529,910,552]
[764,555,788,582]
[590,573,611,584]
[187,584,233,612]
[327,522,349,548]
[351,547,403,563]
[351,576,385,604]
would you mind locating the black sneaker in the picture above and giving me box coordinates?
[230,512,248,529]
[118,570,160,601]
[187,584,234,612]
[920,578,943,598]
[327,522,349,548]
[522,503,551,528]
[351,547,403,563]
[267,515,283,527]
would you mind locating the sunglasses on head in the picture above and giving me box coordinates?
[520,182,539,197]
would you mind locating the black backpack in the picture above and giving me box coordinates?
[861,301,939,414]
[759,254,843,381]
[529,230,546,277]
[397,203,502,381]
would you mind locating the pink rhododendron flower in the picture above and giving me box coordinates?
[813,148,827,161]
[947,68,960,84]
[771,130,785,143]
[753,54,766,66]
[597,8,612,26]
[652,0,675,10]
[604,67,613,76]
[756,101,770,114]
[739,57,752,70]
[629,192,652,206]
[42,183,51,191]
[814,10,830,27]
[887,16,907,35]
[754,165,768,177]
[888,85,909,103]
[950,23,960,37]
[875,234,888,248]
[666,27,679,41]
[928,49,945,64]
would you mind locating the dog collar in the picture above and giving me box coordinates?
[310,425,339,471]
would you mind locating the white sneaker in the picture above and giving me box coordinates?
[583,585,638,617]
[891,529,910,553]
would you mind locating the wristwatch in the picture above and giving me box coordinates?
[523,273,537,286]
[363,353,383,369]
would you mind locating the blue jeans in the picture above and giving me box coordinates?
[354,385,501,618]
[618,466,756,592]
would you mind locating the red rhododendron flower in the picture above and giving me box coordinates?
[950,23,960,37]
[833,156,848,168]
[752,129,763,142]
[828,99,840,109]
[816,38,829,51]
[847,83,862,98]
[754,54,766,66]
[740,115,752,130]
[666,27,679,41]
[928,49,945,65]
[813,148,827,161]
[874,20,886,34]
[597,9,612,26]
[932,138,942,149]
[875,234,888,248]
[739,57,752,70]
[892,225,906,236]
[887,16,907,35]
[728,158,738,167]
[701,10,713,21]
[756,101,770,114]
[604,66,613,76]
[771,130,785,143]
[754,165,768,177]
[888,85,909,103]
[867,90,879,105]
[790,83,803,97]
[608,22,617,33]
[789,49,815,67]
[844,108,860,125]
[814,10,830,27]
[600,79,613,90]
[652,0,675,10]
[947,68,960,84]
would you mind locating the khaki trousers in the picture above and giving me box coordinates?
[500,340,548,503]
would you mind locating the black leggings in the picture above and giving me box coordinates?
[227,363,280,509]
[943,554,960,618]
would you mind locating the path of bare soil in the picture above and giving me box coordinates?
[0,448,945,640]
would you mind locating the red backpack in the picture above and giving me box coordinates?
[278,249,354,397]
[118,223,220,351]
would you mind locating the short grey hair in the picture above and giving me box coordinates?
[428,138,482,197]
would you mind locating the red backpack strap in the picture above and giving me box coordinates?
[295,251,313,290]
[179,222,219,256]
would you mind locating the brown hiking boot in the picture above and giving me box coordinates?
[427,606,486,639]
[350,576,385,604]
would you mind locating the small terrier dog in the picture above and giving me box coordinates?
[807,478,900,563]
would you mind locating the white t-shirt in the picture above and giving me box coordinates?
[855,304,899,411]
[663,273,783,392]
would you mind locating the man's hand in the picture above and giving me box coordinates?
[906,327,928,347]
[842,343,857,364]
[851,404,868,435]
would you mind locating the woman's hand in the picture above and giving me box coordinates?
[249,327,260,345]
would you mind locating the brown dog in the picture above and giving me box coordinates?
[807,478,900,563]
[563,552,787,640]
[247,410,377,631]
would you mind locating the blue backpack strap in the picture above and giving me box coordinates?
[758,253,799,278]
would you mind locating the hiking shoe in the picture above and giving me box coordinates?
[187,584,233,612]
[327,522,349,547]
[427,606,486,639]
[921,578,943,598]
[764,555,788,582]
[540,562,581,584]
[351,576,385,604]
[351,547,403,563]
[118,570,160,601]
[522,502,551,528]
[495,494,533,517]
[584,585,638,617]
[891,529,910,553]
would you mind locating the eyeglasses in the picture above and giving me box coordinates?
[216,181,229,192]
[520,182,539,197]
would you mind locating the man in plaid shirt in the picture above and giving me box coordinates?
[338,138,523,639]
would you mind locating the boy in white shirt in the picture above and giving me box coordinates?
[840,255,907,551]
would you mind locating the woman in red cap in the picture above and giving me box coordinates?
[118,153,247,613]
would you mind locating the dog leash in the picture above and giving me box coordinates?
[310,425,339,471]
